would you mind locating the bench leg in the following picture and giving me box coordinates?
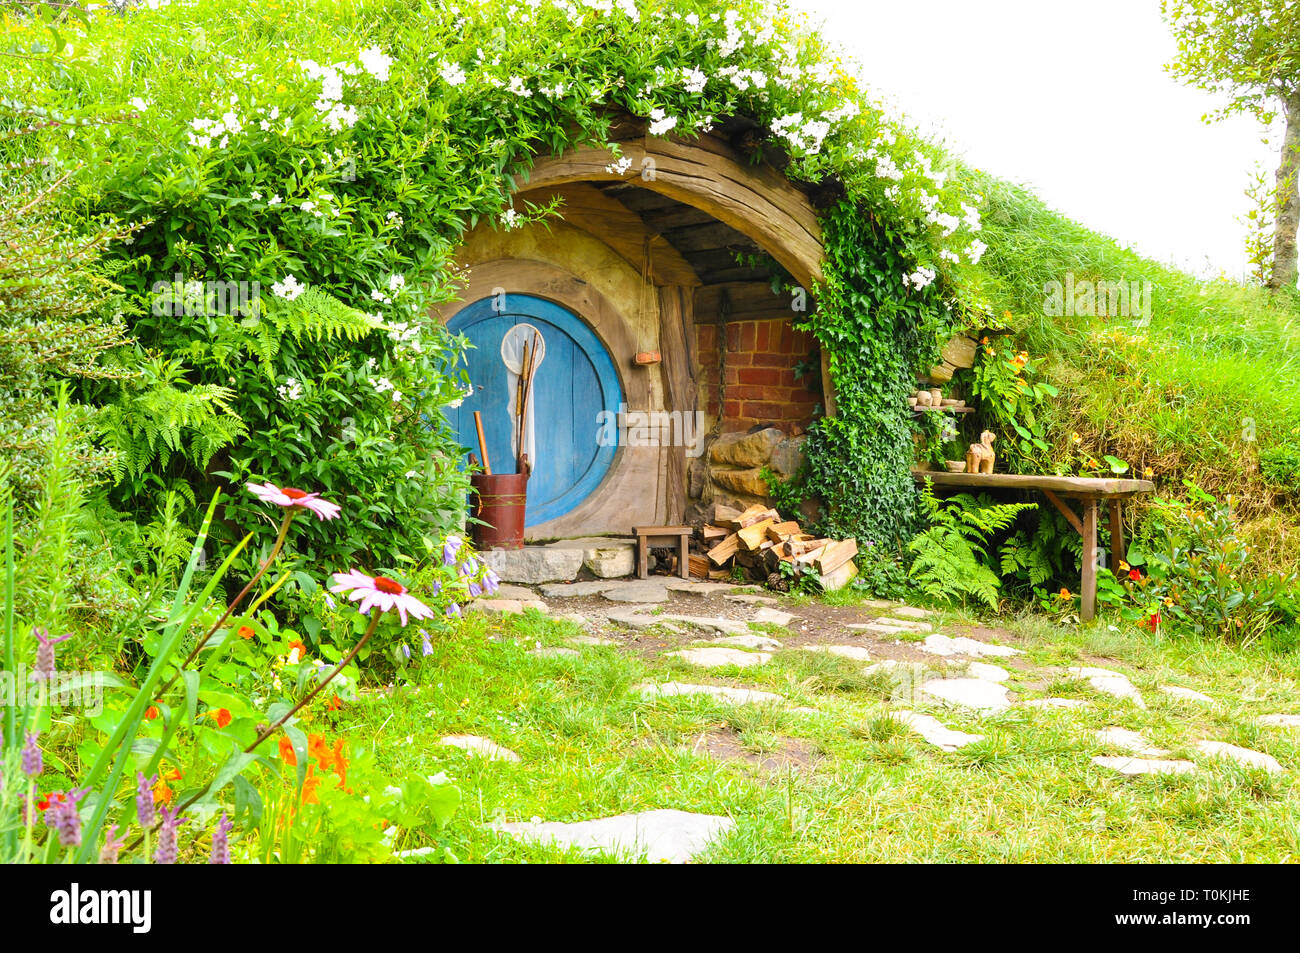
[637,539,649,579]
[1081,499,1098,622]
[679,533,690,579]
[1108,499,1125,569]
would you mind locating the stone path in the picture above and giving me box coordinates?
[668,646,772,668]
[491,809,734,864]
[1195,740,1283,773]
[922,677,1012,713]
[1096,727,1168,757]
[635,681,786,706]
[438,735,522,763]
[1068,666,1146,709]
[893,711,984,751]
[1092,755,1197,777]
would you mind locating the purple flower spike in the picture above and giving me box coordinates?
[420,630,434,656]
[467,580,482,598]
[136,772,159,828]
[482,569,500,595]
[323,593,336,610]
[32,627,73,682]
[45,787,89,847]
[442,535,462,567]
[153,806,187,865]
[445,602,461,618]
[100,823,127,864]
[21,731,42,778]
[209,813,233,865]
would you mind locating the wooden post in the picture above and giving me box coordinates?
[1108,499,1125,569]
[679,531,690,579]
[1081,498,1099,622]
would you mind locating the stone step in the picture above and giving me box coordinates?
[481,536,636,584]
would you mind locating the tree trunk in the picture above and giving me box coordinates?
[1269,90,1300,292]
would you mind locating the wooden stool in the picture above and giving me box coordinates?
[633,525,692,579]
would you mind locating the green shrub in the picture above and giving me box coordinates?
[1260,442,1300,491]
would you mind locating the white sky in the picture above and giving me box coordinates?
[790,0,1282,278]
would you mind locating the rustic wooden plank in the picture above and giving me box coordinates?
[1042,489,1084,537]
[1109,499,1126,570]
[738,519,775,551]
[707,533,740,566]
[814,539,858,576]
[657,285,697,525]
[913,470,1155,497]
[701,524,730,540]
[765,520,802,542]
[1081,499,1099,622]
[689,554,711,578]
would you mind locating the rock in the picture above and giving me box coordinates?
[1195,740,1283,773]
[1096,727,1168,757]
[605,608,663,629]
[801,645,873,662]
[558,612,590,626]
[1259,714,1300,729]
[893,710,984,751]
[752,607,795,627]
[530,647,580,659]
[1068,666,1146,709]
[1159,685,1214,704]
[438,735,522,763]
[709,427,785,468]
[481,546,584,584]
[863,599,903,610]
[1022,698,1089,710]
[711,467,773,498]
[847,622,918,637]
[725,593,779,607]
[661,614,750,635]
[918,634,1023,659]
[873,617,932,633]
[494,584,541,600]
[1092,755,1197,777]
[539,537,638,579]
[540,580,617,598]
[891,606,935,620]
[602,581,671,603]
[668,647,772,668]
[569,634,618,646]
[491,809,734,864]
[966,662,1010,683]
[767,435,808,479]
[635,681,785,705]
[922,677,1012,713]
[704,634,783,651]
[466,598,549,615]
[664,580,750,596]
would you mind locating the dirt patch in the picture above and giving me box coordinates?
[689,726,819,773]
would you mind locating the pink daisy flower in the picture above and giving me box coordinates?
[329,570,434,627]
[247,482,341,520]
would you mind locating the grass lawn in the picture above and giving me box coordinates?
[342,601,1300,863]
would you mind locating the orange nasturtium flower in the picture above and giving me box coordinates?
[325,695,344,712]
[279,735,297,766]
[237,625,255,640]
[213,708,232,729]
[1058,588,1071,600]
[144,706,160,720]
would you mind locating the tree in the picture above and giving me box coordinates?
[1163,0,1300,290]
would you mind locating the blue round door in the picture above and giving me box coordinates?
[445,294,622,526]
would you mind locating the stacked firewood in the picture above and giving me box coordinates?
[689,504,859,590]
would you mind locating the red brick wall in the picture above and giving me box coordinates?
[697,318,820,434]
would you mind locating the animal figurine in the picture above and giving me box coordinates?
[966,430,997,475]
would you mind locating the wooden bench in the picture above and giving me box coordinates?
[633,525,692,580]
[912,471,1156,622]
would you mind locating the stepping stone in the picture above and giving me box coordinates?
[752,607,796,627]
[635,681,785,705]
[491,809,734,864]
[891,606,935,620]
[703,634,783,651]
[490,584,539,600]
[1022,698,1089,710]
[873,617,932,632]
[530,647,579,659]
[569,634,618,647]
[467,598,549,615]
[1159,685,1213,704]
[1092,755,1196,777]
[1096,727,1168,757]
[1068,666,1146,709]
[966,662,1010,683]
[437,735,522,763]
[541,580,616,598]
[558,612,590,626]
[917,634,1021,658]
[605,607,664,629]
[668,647,772,669]
[602,581,671,603]
[661,615,750,636]
[665,580,751,596]
[1195,740,1283,773]
[863,599,902,610]
[1260,714,1300,729]
[725,594,778,607]
[801,645,873,662]
[922,678,1012,713]
[847,622,918,637]
[893,710,984,751]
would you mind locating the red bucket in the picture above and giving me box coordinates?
[470,473,528,551]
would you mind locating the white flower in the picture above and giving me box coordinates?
[681,67,707,93]
[391,390,402,403]
[359,46,393,82]
[902,266,936,291]
[272,274,305,300]
[647,108,677,136]
[300,199,317,214]
[388,274,406,293]
[372,377,395,394]
[604,155,633,175]
[277,377,303,401]
[966,239,987,264]
[500,208,522,229]
[129,97,149,112]
[268,194,282,206]
[439,62,467,86]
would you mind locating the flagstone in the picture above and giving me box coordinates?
[1096,727,1169,757]
[1068,666,1146,708]
[965,661,1010,683]
[635,681,785,705]
[702,634,783,651]
[467,598,549,615]
[437,735,522,763]
[873,617,933,632]
[921,677,1012,712]
[491,809,734,864]
[668,646,772,668]
[569,634,618,646]
[1159,685,1214,703]
[1092,755,1197,776]
[893,710,984,751]
[891,606,936,619]
[540,580,617,598]
[801,645,873,662]
[1259,714,1300,729]
[602,581,671,603]
[1195,740,1283,773]
[918,634,1022,658]
[752,607,796,627]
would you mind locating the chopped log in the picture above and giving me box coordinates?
[712,504,742,527]
[793,544,827,571]
[707,533,740,566]
[819,560,859,591]
[689,554,711,578]
[701,524,730,540]
[716,504,767,529]
[708,569,730,581]
[737,519,775,551]
[784,536,831,558]
[765,520,801,542]
[814,539,859,576]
